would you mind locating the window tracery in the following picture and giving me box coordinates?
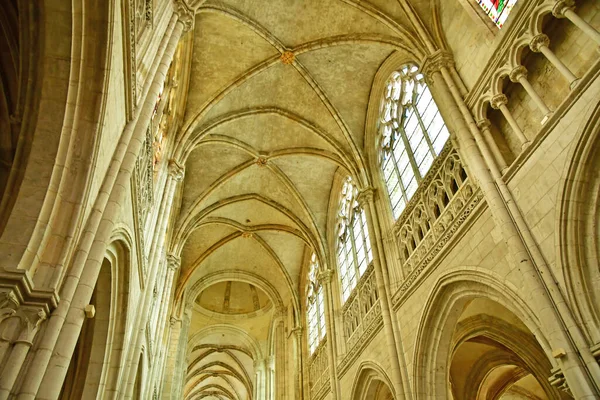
[306,253,326,354]
[336,177,373,303]
[378,64,450,220]
[477,0,518,28]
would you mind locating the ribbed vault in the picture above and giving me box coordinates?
[172,1,426,398]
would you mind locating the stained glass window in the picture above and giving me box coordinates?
[378,64,450,220]
[336,177,373,303]
[477,0,518,28]
[306,253,326,354]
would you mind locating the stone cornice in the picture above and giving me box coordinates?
[0,270,59,314]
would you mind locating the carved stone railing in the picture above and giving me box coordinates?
[308,338,329,399]
[392,145,483,301]
[337,264,383,377]
[341,264,380,350]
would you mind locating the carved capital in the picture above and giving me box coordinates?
[291,326,303,338]
[280,51,295,65]
[170,316,180,326]
[529,34,550,53]
[168,160,185,181]
[15,307,47,343]
[476,119,491,131]
[173,0,194,32]
[552,0,575,18]
[421,50,454,83]
[166,253,181,271]
[490,94,508,110]
[357,187,375,207]
[509,65,527,83]
[317,269,333,285]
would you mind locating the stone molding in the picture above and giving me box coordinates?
[476,119,492,130]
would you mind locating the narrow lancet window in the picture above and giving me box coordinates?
[477,0,518,28]
[306,253,326,354]
[336,177,373,302]
[378,64,450,220]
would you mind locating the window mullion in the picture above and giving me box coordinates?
[398,124,422,182]
[389,139,409,203]
[413,104,436,157]
[349,213,360,289]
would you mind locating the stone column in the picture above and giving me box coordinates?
[161,316,182,398]
[357,188,410,400]
[17,8,190,399]
[553,0,600,46]
[509,65,553,123]
[529,33,579,88]
[254,358,267,399]
[173,307,192,400]
[490,94,530,149]
[0,303,46,400]
[149,253,181,391]
[120,160,185,398]
[290,326,303,400]
[317,269,340,400]
[274,310,287,400]
[422,50,600,398]
[476,119,507,172]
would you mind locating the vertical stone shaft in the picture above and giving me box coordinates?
[15,12,181,400]
[121,160,184,398]
[319,270,340,400]
[359,189,411,400]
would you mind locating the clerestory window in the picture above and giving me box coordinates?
[378,64,450,220]
[306,253,326,354]
[336,177,373,303]
[477,0,518,29]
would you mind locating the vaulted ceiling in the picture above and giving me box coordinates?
[170,1,426,398]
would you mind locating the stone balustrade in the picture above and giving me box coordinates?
[308,337,329,399]
[392,145,483,298]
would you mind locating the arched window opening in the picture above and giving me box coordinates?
[378,64,450,220]
[477,0,518,29]
[336,177,373,303]
[306,253,326,354]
